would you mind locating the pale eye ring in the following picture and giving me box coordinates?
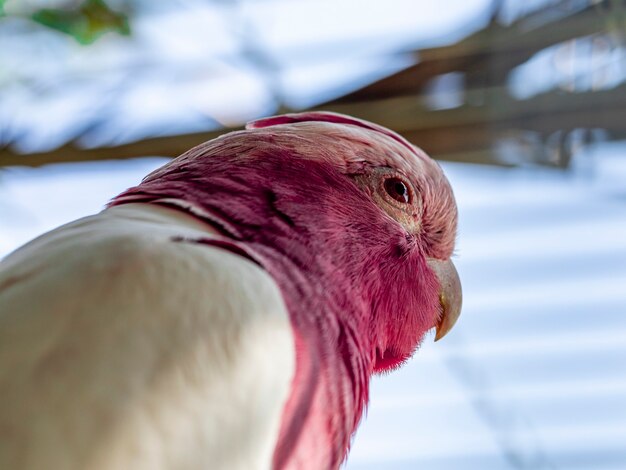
[383,177,411,204]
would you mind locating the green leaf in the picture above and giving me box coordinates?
[30,0,130,45]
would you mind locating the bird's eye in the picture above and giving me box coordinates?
[383,177,411,204]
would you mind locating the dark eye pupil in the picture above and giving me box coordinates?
[384,178,410,203]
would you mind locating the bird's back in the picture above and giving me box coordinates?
[0,203,295,470]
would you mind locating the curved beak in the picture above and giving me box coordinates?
[427,258,462,341]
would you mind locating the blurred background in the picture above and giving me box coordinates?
[1,0,625,468]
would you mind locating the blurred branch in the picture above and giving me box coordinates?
[2,83,624,168]
[335,3,616,101]
[324,84,626,166]
[0,128,232,167]
[324,84,626,136]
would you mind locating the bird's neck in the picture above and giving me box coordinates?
[109,195,373,469]
[251,244,371,470]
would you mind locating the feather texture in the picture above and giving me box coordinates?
[0,203,294,470]
[0,111,460,470]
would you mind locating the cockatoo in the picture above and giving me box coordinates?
[0,112,461,470]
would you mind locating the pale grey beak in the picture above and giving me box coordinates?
[427,258,462,341]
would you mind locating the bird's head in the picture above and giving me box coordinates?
[114,111,461,374]
[245,112,461,372]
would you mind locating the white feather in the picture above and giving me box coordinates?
[0,204,295,470]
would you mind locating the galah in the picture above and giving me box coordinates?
[0,112,461,470]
